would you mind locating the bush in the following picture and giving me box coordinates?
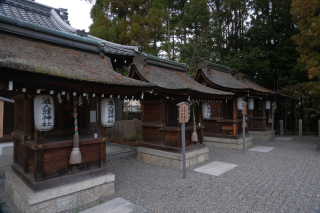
[123,131,141,141]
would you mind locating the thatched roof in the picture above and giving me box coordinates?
[233,72,275,94]
[197,60,250,90]
[0,32,153,87]
[130,53,234,96]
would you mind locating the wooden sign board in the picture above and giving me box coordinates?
[243,102,247,116]
[179,104,188,123]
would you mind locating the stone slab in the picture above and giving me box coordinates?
[81,197,147,213]
[5,170,115,205]
[249,146,275,153]
[0,142,13,156]
[137,147,209,161]
[0,155,12,168]
[194,161,237,176]
[106,145,132,155]
[203,136,252,144]
[2,146,13,156]
[274,137,293,141]
[206,141,252,150]
[137,147,209,170]
[248,130,274,136]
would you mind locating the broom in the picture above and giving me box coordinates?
[191,105,198,142]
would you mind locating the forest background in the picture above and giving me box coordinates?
[86,0,320,133]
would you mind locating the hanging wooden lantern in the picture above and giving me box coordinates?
[248,98,254,110]
[237,97,245,110]
[34,94,55,131]
[272,101,277,110]
[101,98,115,127]
[202,102,211,119]
[265,100,271,110]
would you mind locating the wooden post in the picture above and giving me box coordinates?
[280,120,284,136]
[262,100,266,129]
[299,119,302,136]
[233,97,238,136]
[34,126,44,182]
[318,120,320,137]
[0,100,3,137]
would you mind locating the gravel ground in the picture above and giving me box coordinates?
[2,135,320,213]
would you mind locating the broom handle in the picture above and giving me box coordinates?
[74,102,78,135]
[193,105,196,132]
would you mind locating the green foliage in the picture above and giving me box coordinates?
[123,131,141,141]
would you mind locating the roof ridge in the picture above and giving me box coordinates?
[133,52,188,72]
[198,60,230,73]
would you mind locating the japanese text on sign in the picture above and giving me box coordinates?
[42,98,52,127]
[179,104,188,123]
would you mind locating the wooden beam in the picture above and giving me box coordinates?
[233,97,238,136]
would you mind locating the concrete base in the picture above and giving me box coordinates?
[137,147,209,170]
[204,136,252,150]
[5,170,115,213]
[248,130,275,140]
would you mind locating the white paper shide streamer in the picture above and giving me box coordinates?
[34,95,55,131]
[202,102,211,119]
[101,98,115,127]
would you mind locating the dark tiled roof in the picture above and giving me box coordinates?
[0,0,139,57]
[0,32,153,87]
[132,53,233,96]
[197,60,250,90]
[88,36,139,56]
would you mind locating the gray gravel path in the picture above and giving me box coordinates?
[1,135,320,213]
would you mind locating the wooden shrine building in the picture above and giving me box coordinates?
[0,0,155,212]
[129,53,234,169]
[195,60,285,149]
[0,0,142,144]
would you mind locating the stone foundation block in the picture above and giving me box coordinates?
[5,170,115,213]
[204,136,253,150]
[137,147,209,170]
[248,130,274,140]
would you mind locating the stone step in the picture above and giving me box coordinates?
[0,155,13,168]
[106,151,137,160]
[0,166,10,176]
[2,146,13,156]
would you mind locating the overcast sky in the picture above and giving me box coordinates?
[36,0,93,32]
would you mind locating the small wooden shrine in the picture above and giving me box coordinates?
[129,53,234,169]
[0,1,154,211]
[195,60,285,147]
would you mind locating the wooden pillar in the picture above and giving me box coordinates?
[262,100,266,129]
[299,119,302,136]
[233,97,238,136]
[280,120,284,136]
[160,100,165,146]
[198,103,203,142]
[0,100,3,137]
[34,127,44,182]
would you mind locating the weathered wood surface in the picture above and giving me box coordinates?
[104,119,142,139]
